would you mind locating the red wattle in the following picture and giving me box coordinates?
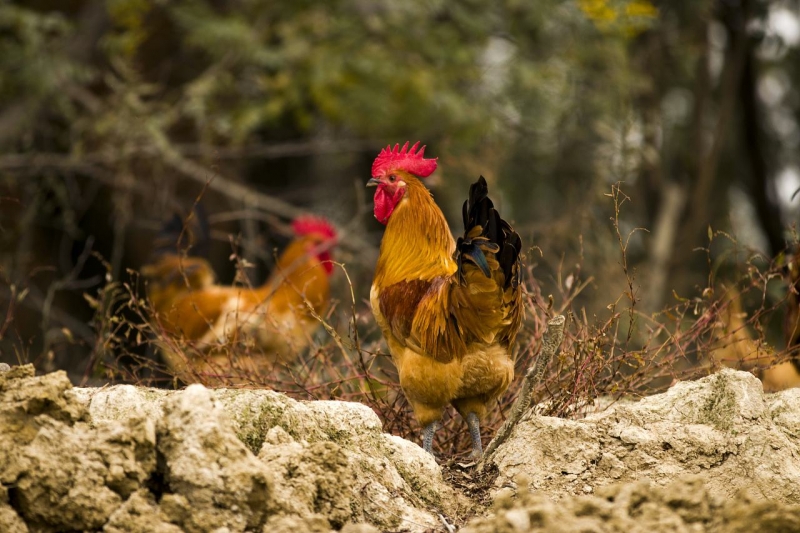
[373,186,402,225]
[318,251,333,275]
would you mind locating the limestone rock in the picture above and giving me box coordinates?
[340,525,381,533]
[14,415,155,531]
[257,418,459,532]
[82,382,468,532]
[5,364,800,531]
[74,384,167,427]
[0,486,28,533]
[261,514,332,533]
[0,365,86,485]
[461,475,800,533]
[156,384,272,532]
[490,369,800,503]
[0,365,155,531]
[768,387,800,438]
[103,490,182,533]
[0,505,27,533]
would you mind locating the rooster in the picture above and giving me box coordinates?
[778,249,800,389]
[368,142,523,458]
[709,285,800,391]
[142,211,337,381]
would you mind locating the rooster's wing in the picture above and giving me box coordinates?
[380,177,523,363]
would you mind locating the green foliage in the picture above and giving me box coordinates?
[0,5,91,141]
[166,1,505,142]
[0,1,661,157]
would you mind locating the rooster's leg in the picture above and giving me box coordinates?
[422,421,439,455]
[466,412,482,459]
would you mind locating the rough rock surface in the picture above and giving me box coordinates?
[0,364,154,532]
[2,365,466,532]
[463,475,800,533]
[3,364,800,532]
[490,369,800,504]
[155,385,273,532]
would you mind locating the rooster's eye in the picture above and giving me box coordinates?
[389,175,396,182]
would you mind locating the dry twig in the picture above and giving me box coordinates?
[479,314,566,470]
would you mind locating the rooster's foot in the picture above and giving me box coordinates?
[466,412,482,459]
[422,421,440,455]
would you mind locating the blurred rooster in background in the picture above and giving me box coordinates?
[709,284,800,392]
[368,142,524,458]
[779,248,800,389]
[142,210,337,381]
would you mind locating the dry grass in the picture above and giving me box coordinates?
[3,183,799,459]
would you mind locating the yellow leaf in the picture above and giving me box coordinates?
[625,0,658,18]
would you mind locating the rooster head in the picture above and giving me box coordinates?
[367,141,438,224]
[291,215,337,274]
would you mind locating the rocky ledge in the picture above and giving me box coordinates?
[1,365,799,532]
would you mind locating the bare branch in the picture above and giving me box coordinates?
[479,314,565,470]
[175,139,380,160]
[0,152,377,262]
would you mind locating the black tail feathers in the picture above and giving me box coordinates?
[456,176,521,288]
[151,203,210,259]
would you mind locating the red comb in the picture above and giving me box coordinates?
[291,215,337,242]
[371,141,438,178]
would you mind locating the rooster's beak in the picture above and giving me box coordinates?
[367,178,380,187]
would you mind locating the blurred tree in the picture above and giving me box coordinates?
[1,0,800,381]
